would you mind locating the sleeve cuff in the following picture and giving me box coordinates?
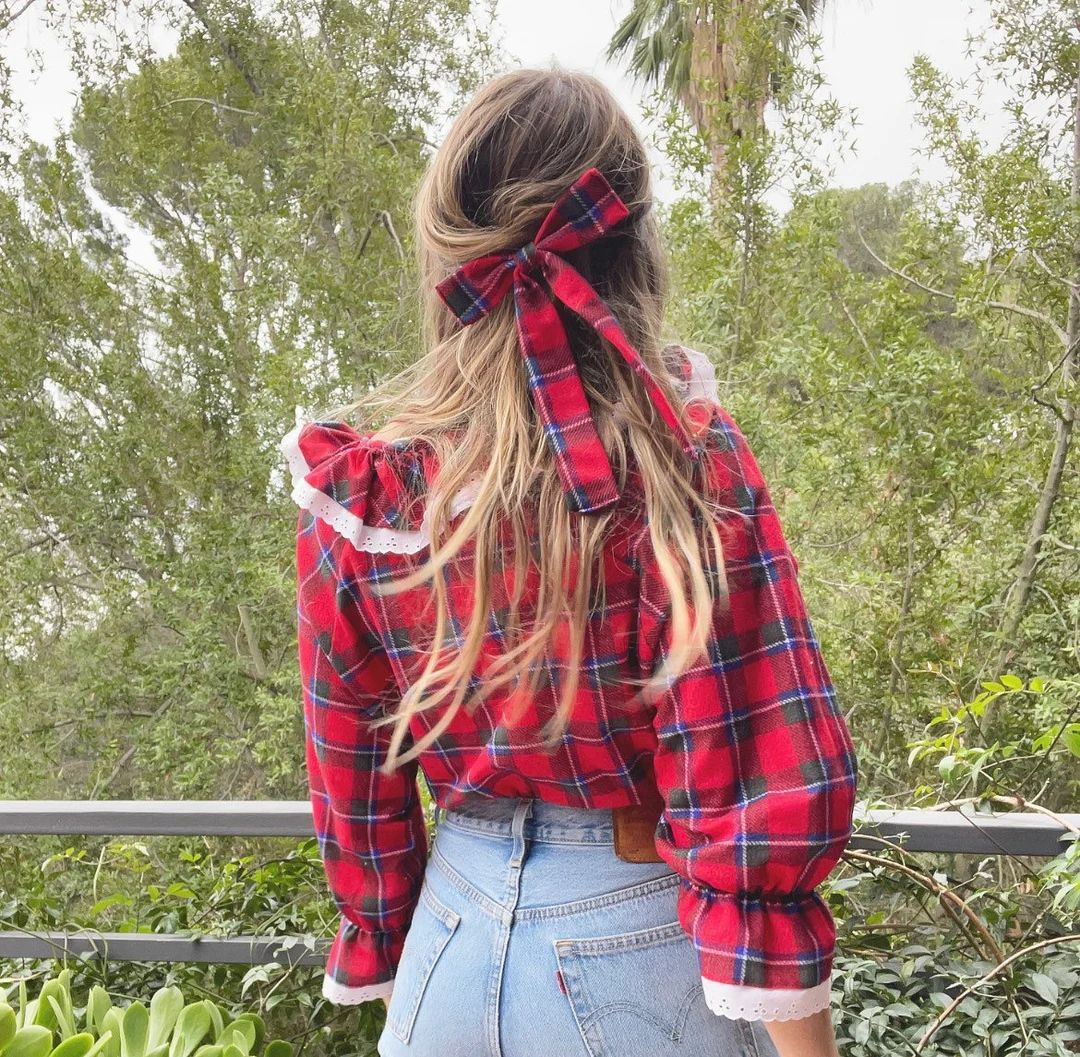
[680,883,837,992]
[701,975,832,1021]
[322,975,395,1006]
[323,918,406,997]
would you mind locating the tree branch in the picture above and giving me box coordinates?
[159,97,258,116]
[0,0,40,33]
[178,0,262,98]
[857,230,1069,348]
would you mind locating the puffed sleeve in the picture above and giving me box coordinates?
[636,399,859,1022]
[293,496,428,1005]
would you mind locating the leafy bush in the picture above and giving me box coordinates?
[0,970,292,1057]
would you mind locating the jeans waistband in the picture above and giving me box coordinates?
[438,794,618,845]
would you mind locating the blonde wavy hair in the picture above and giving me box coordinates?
[347,67,730,773]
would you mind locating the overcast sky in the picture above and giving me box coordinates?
[493,0,1001,201]
[4,0,1003,205]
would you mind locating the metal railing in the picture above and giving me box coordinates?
[1,801,1076,967]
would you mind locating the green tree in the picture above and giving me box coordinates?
[0,1,495,800]
[905,1,1080,684]
[658,0,1079,785]
[607,0,825,192]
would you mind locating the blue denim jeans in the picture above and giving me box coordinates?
[376,795,780,1057]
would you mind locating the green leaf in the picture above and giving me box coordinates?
[166,1006,210,1057]
[1029,973,1058,1005]
[999,674,1023,689]
[45,999,74,1043]
[4,1026,54,1057]
[48,1033,95,1057]
[214,1025,252,1057]
[224,1017,261,1054]
[99,1011,122,1057]
[0,1006,18,1052]
[81,1032,116,1057]
[88,895,134,917]
[200,1007,222,1047]
[147,990,183,1052]
[120,1004,148,1057]
[85,991,111,1039]
[1063,726,1080,759]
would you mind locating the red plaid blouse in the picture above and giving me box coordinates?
[282,346,859,1022]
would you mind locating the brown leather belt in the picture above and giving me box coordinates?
[611,785,665,863]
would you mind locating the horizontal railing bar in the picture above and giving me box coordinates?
[0,801,315,838]
[0,932,328,966]
[1,806,1076,969]
[0,801,1075,856]
[849,806,1077,857]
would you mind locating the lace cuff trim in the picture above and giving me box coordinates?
[321,975,395,1006]
[281,422,479,555]
[701,976,832,1022]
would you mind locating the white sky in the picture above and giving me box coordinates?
[3,0,1003,204]
[493,0,1002,201]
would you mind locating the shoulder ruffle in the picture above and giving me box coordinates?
[280,419,478,556]
[661,350,768,517]
[664,343,719,407]
[283,347,720,553]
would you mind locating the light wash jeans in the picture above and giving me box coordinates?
[377,795,780,1057]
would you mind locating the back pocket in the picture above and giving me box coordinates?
[553,921,755,1057]
[385,884,460,1044]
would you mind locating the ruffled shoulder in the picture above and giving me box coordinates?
[280,418,478,556]
[655,345,770,512]
[660,343,729,446]
[682,392,783,549]
[663,342,718,407]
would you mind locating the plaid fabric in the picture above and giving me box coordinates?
[288,348,859,998]
[435,166,701,514]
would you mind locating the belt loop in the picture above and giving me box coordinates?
[508,798,533,870]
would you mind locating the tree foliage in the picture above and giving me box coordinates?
[0,0,496,800]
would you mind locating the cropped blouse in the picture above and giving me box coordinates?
[282,345,859,1022]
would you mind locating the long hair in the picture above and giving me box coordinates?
[345,67,730,771]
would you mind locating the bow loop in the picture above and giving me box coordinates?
[436,166,700,514]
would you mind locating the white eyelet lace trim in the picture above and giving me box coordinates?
[701,976,832,1022]
[282,347,718,555]
[280,421,480,555]
[322,974,394,1006]
[678,346,719,404]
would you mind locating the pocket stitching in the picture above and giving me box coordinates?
[552,926,705,1057]
[420,879,460,929]
[386,889,460,1044]
[573,981,703,1039]
[553,919,685,957]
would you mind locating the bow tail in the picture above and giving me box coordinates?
[512,272,621,514]
[541,256,700,459]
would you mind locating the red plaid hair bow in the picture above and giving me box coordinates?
[435,166,702,514]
